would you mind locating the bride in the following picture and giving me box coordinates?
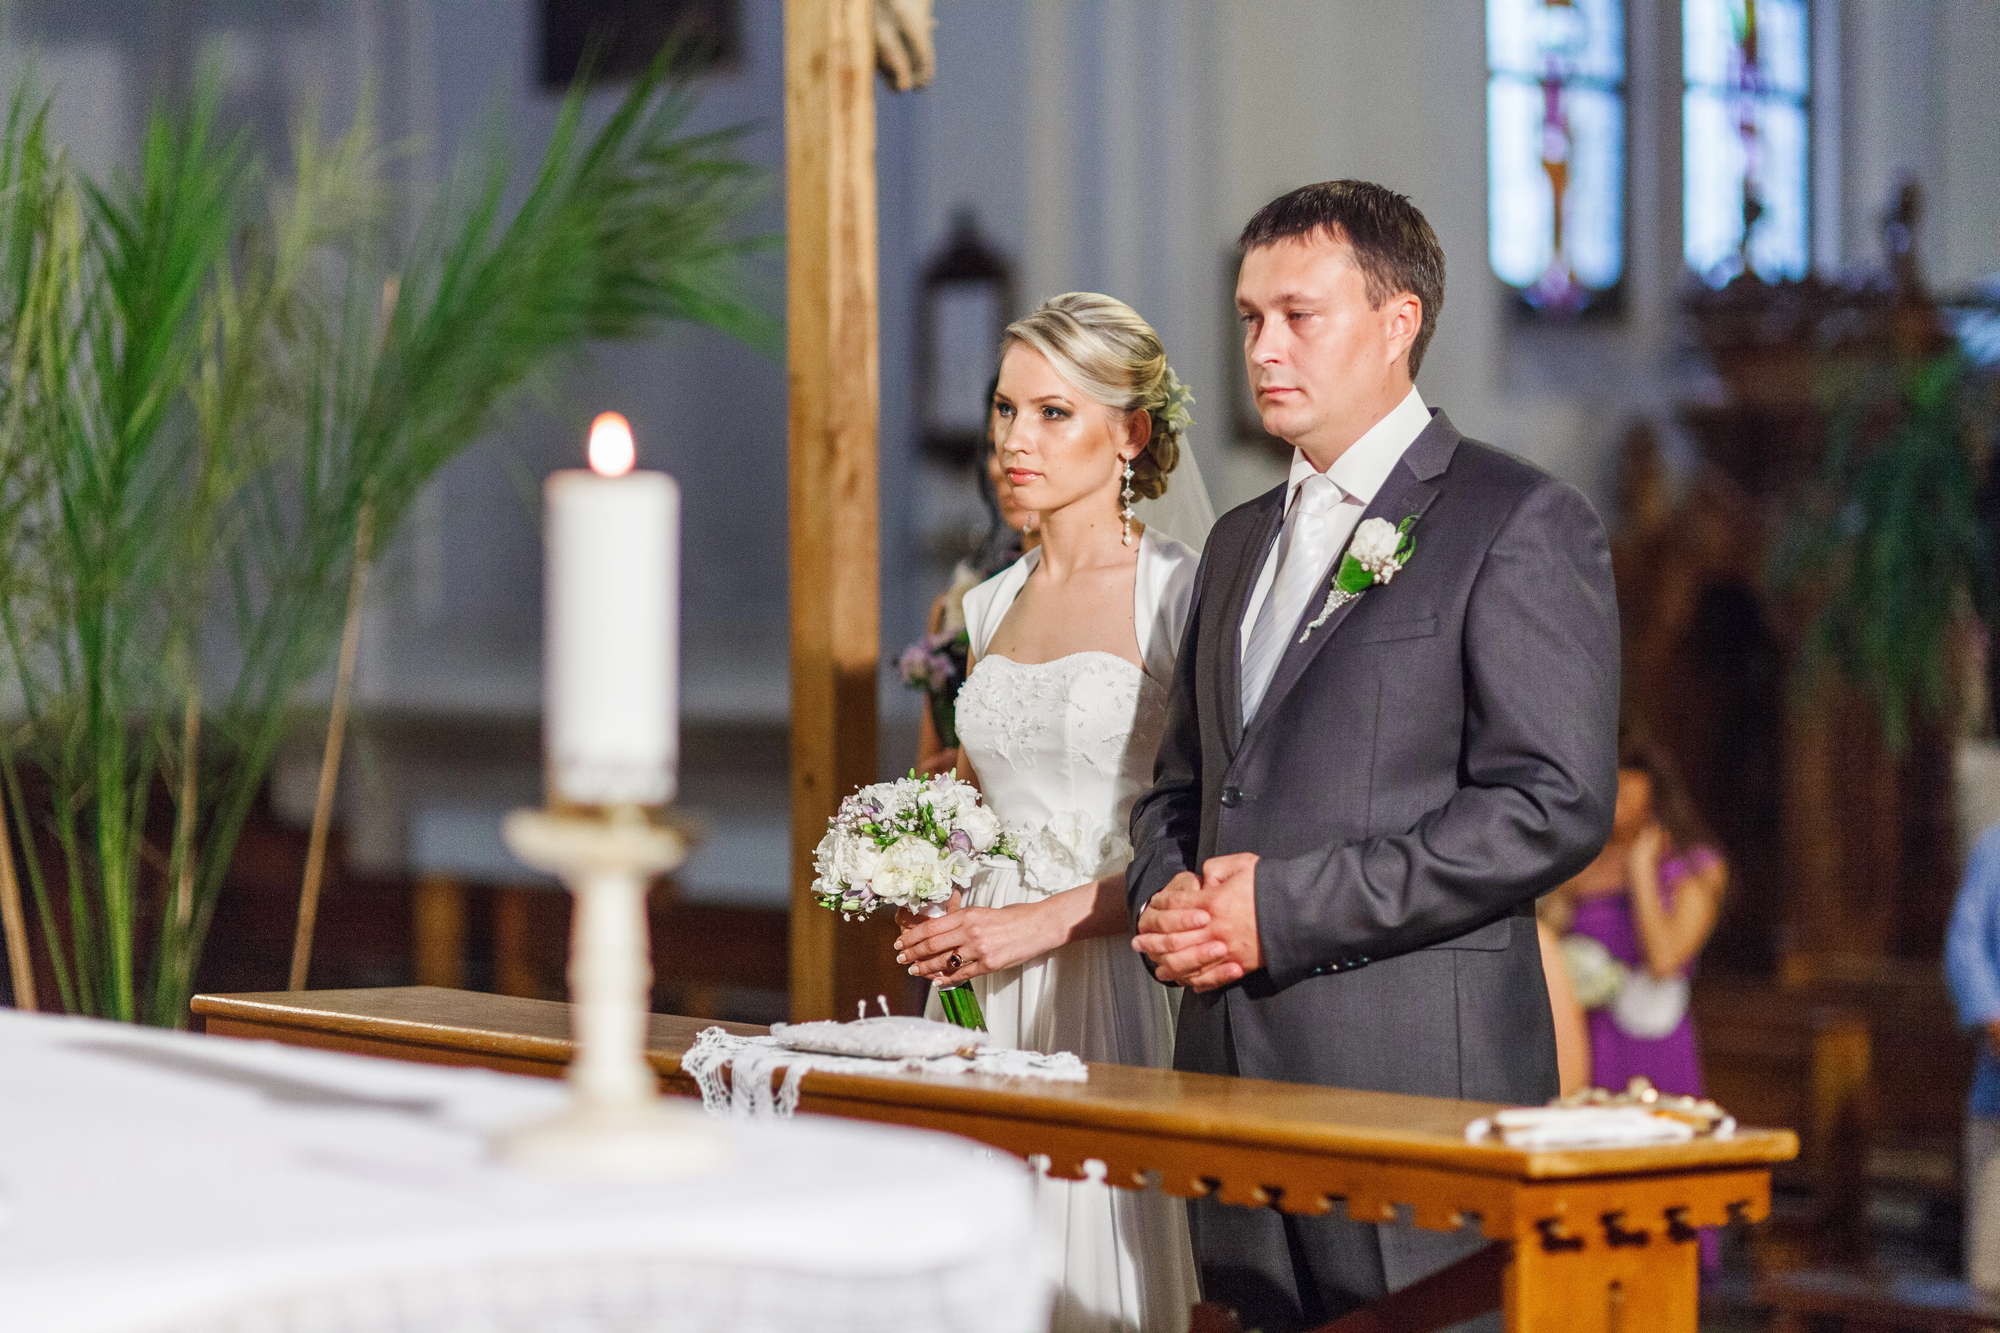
[893,292,1207,1333]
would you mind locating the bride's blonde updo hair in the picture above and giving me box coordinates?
[1000,292,1193,502]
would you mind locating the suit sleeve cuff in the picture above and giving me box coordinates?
[1255,853,1327,989]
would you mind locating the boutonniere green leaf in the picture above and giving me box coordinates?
[1298,514,1418,644]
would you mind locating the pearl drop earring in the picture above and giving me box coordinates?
[1120,457,1136,546]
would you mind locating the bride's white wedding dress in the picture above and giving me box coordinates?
[931,525,1202,1333]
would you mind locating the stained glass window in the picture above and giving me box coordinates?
[1487,0,1627,317]
[1684,0,1810,285]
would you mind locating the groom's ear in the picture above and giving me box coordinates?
[1385,291,1424,377]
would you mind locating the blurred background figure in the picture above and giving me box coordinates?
[1542,719,1729,1097]
[1538,916,1591,1098]
[905,377,1039,776]
[1947,822,2000,1289]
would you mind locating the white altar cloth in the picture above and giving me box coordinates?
[0,1010,1051,1333]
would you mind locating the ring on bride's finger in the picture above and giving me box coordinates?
[946,952,963,974]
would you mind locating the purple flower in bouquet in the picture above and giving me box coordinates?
[897,641,940,690]
[898,628,971,748]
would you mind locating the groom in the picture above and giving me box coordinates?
[1128,181,1619,1330]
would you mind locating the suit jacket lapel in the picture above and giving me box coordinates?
[1239,413,1460,750]
[1221,490,1286,756]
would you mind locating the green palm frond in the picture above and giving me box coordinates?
[0,52,775,1024]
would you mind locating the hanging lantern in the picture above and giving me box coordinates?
[916,209,1014,467]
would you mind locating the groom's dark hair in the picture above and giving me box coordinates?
[1238,180,1445,378]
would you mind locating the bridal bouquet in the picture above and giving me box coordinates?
[811,774,1017,918]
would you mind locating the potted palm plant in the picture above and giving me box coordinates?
[0,57,774,1026]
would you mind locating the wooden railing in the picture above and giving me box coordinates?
[195,985,1798,1333]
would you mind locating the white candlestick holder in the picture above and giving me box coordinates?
[494,806,730,1178]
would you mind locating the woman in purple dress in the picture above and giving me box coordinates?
[1544,721,1729,1262]
[1545,721,1727,1094]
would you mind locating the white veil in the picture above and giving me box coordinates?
[1133,440,1217,554]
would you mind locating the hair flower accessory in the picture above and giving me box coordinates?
[1159,367,1196,438]
[1298,514,1418,643]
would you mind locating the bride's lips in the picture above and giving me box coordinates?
[1006,469,1041,485]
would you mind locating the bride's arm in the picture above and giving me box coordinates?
[893,873,1131,983]
[1037,872,1133,945]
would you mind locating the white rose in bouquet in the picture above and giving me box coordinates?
[837,838,885,893]
[874,836,952,907]
[957,802,1002,852]
[812,831,884,906]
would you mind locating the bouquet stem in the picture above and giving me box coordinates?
[936,981,986,1031]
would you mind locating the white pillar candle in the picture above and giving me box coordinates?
[544,412,678,807]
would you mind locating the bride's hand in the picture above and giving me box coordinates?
[893,900,1056,983]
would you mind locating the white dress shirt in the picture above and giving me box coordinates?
[1238,386,1433,660]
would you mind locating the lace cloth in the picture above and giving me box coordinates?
[682,1026,1087,1119]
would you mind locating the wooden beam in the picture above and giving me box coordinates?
[784,0,902,1020]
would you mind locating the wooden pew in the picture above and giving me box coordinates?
[1759,1270,2000,1332]
[1694,978,1875,1257]
[195,986,1798,1333]
[1694,972,1974,1265]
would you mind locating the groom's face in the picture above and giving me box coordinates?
[1236,233,1420,460]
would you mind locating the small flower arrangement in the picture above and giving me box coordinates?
[1299,514,1419,643]
[811,773,1017,918]
[898,627,971,747]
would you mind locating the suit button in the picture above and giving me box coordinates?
[1219,786,1243,808]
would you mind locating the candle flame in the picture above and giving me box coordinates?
[588,412,636,477]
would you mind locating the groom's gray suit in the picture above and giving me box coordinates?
[1128,409,1619,1330]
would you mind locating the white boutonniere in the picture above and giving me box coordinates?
[1297,515,1418,643]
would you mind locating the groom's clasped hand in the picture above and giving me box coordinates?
[1131,852,1262,990]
